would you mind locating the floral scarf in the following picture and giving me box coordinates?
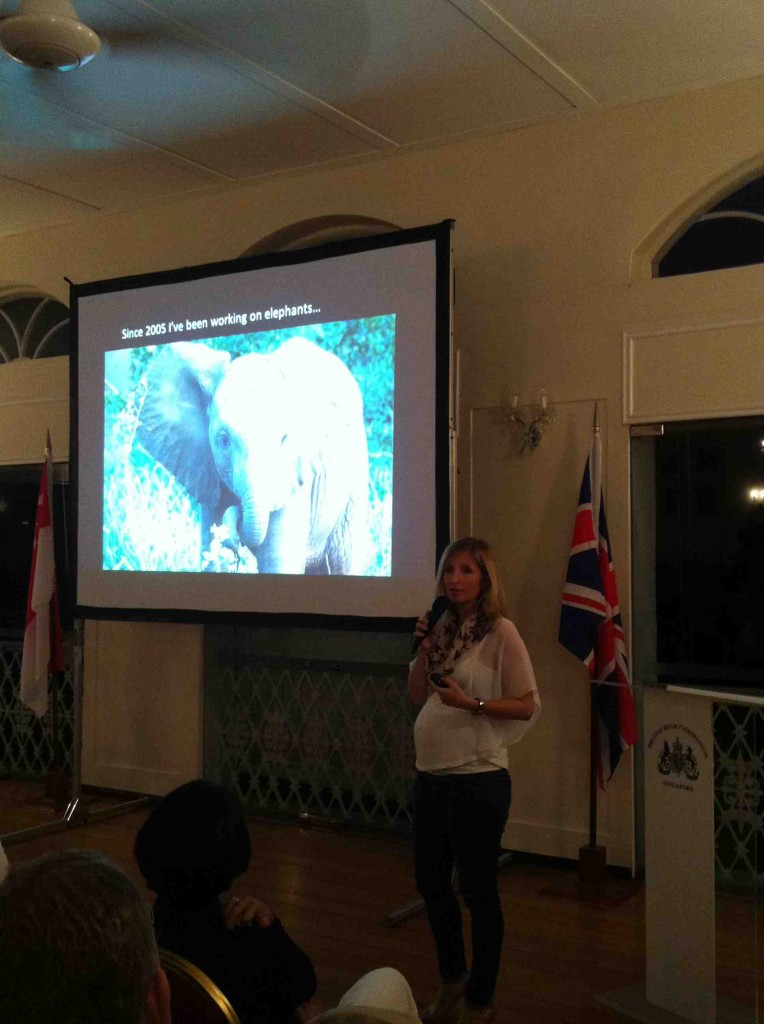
[426,607,493,678]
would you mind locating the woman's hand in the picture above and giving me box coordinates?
[413,613,435,655]
[223,894,275,930]
[430,674,473,712]
[409,610,440,706]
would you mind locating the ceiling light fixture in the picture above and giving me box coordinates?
[0,0,100,72]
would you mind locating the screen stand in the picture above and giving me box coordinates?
[63,619,86,825]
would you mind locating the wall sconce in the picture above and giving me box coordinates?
[497,390,555,453]
[749,487,764,503]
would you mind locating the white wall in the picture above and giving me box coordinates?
[5,73,764,856]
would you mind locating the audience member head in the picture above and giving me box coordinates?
[134,778,250,907]
[0,848,170,1024]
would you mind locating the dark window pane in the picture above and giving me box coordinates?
[659,217,764,277]
[0,465,72,637]
[655,419,764,684]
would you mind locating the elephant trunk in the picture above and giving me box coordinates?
[240,495,269,551]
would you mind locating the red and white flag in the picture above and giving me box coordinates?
[20,438,64,717]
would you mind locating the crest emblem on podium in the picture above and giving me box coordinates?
[658,736,699,781]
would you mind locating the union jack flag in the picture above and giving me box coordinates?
[559,429,637,786]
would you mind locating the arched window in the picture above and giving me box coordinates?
[0,292,69,363]
[241,214,399,257]
[658,175,764,277]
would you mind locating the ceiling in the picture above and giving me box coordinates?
[2,0,764,239]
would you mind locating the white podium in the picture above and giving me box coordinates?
[601,685,759,1024]
[643,686,716,1024]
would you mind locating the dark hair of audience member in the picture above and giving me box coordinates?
[134,778,251,907]
[0,849,160,1024]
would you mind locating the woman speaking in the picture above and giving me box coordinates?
[408,537,541,1024]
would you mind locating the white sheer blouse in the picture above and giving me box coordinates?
[414,617,541,773]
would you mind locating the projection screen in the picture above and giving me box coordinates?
[71,220,453,628]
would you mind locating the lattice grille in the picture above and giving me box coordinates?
[713,701,763,889]
[0,639,74,777]
[209,655,417,834]
[3,630,762,880]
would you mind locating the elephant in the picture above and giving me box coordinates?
[135,336,369,575]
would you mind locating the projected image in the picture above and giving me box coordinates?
[103,317,395,576]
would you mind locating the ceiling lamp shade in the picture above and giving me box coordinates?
[0,0,100,71]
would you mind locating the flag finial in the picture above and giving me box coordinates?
[592,401,600,432]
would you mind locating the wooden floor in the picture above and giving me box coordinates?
[1,780,760,1024]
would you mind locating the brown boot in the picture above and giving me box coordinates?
[420,973,469,1024]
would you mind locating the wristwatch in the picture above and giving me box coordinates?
[471,698,486,716]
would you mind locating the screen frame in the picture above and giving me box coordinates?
[69,219,454,630]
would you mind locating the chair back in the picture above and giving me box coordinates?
[159,948,241,1024]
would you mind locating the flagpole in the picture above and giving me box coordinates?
[588,685,598,850]
[558,400,639,898]
[585,403,598,851]
[38,432,68,809]
[589,401,600,852]
[579,402,606,884]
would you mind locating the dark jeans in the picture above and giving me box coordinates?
[413,769,511,1007]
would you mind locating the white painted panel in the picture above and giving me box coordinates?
[4,147,221,211]
[0,357,69,464]
[175,113,372,180]
[0,176,92,237]
[504,819,593,861]
[143,0,571,143]
[491,0,764,102]
[322,0,572,141]
[82,620,203,795]
[625,318,764,423]
[643,687,715,1023]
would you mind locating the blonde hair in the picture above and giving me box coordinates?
[435,536,506,621]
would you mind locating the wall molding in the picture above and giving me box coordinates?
[624,314,764,423]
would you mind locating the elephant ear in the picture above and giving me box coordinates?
[136,342,231,508]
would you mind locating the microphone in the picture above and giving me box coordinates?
[411,595,450,655]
